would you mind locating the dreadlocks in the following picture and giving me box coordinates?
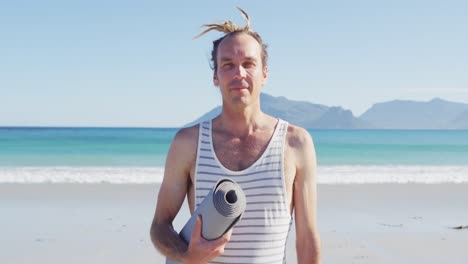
[194,7,268,72]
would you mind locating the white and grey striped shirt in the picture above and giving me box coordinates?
[194,119,292,264]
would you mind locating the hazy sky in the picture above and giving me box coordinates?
[1,0,467,127]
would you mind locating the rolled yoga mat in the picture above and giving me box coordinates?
[166,178,246,264]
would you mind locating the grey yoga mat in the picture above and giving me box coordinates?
[166,178,246,264]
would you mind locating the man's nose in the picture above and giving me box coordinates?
[233,65,247,79]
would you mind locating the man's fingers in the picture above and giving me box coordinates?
[205,231,232,260]
[191,215,202,241]
[183,217,233,262]
[209,228,232,248]
[223,228,233,240]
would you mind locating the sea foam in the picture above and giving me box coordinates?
[317,165,468,184]
[1,166,468,184]
[0,167,164,184]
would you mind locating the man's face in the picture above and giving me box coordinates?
[214,33,267,106]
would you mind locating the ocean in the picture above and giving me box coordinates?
[1,127,467,184]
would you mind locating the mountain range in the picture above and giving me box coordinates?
[186,93,468,129]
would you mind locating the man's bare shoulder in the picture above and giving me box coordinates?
[285,123,316,169]
[168,124,200,166]
[285,124,315,151]
[173,124,199,145]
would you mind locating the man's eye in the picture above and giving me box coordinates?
[222,63,233,69]
[243,62,255,68]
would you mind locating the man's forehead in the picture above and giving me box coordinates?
[217,33,262,59]
[219,55,258,62]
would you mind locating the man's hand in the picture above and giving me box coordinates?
[182,215,232,264]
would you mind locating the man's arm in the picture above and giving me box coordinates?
[290,127,321,264]
[150,127,195,260]
[149,126,231,263]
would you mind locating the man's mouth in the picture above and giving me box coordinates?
[230,86,248,90]
[229,82,249,91]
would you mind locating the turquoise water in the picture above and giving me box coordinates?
[0,127,175,167]
[314,130,468,165]
[0,127,467,167]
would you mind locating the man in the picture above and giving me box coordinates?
[150,7,321,264]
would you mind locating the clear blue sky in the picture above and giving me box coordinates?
[1,0,467,127]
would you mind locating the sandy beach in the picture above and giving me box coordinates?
[1,183,467,264]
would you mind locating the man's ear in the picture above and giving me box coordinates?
[213,72,219,86]
[262,66,268,85]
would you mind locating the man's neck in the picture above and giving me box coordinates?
[216,103,268,137]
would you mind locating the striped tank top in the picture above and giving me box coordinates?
[194,119,292,264]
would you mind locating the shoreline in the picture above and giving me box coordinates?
[2,183,468,263]
[2,165,468,184]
